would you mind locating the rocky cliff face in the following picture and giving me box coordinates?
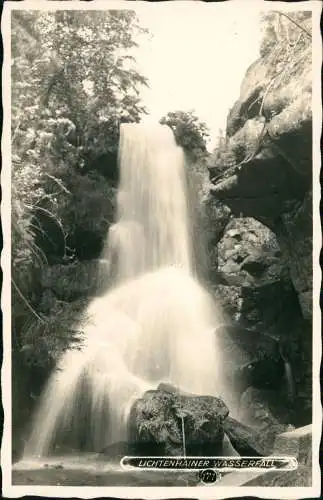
[209,46,312,319]
[204,38,312,425]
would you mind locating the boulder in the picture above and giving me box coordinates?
[226,57,270,137]
[209,146,307,222]
[128,383,229,456]
[273,424,312,466]
[238,387,295,453]
[210,217,303,363]
[217,217,288,287]
[223,416,267,456]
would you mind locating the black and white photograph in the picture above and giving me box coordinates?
[1,0,322,497]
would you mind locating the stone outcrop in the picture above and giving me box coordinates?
[211,217,305,347]
[216,217,288,287]
[223,416,271,456]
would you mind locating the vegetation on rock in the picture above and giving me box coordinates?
[160,110,210,161]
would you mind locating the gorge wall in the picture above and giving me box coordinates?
[203,34,312,427]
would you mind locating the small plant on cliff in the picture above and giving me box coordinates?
[160,110,210,161]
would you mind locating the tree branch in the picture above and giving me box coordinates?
[12,278,45,323]
[44,173,71,194]
[275,11,312,39]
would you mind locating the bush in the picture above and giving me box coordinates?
[160,110,210,161]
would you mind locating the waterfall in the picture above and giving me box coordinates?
[23,123,226,458]
[107,124,192,281]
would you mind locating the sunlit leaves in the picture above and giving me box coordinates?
[160,110,210,161]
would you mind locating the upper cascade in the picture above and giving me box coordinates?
[104,123,192,283]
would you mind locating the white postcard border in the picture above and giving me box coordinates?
[1,1,322,498]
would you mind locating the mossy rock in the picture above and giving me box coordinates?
[128,383,229,456]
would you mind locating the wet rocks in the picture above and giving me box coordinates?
[200,192,232,277]
[211,217,302,343]
[128,383,229,456]
[238,387,295,454]
[223,416,267,456]
[275,192,312,320]
[217,217,287,287]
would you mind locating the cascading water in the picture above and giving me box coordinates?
[23,123,227,459]
[108,123,192,280]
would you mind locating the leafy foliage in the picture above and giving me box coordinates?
[160,110,210,161]
[11,10,148,371]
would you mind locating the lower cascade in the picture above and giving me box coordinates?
[24,123,227,458]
